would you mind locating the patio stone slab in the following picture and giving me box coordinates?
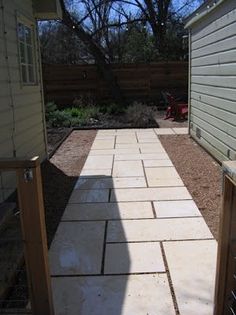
[154,128,175,135]
[114,153,169,161]
[113,161,144,177]
[110,187,192,202]
[83,155,113,169]
[143,159,173,167]
[80,169,112,177]
[154,200,201,218]
[49,221,105,275]
[107,218,213,242]
[172,128,188,134]
[164,240,217,315]
[115,144,165,152]
[104,242,165,274]
[145,167,184,187]
[140,146,167,153]
[75,177,147,189]
[91,139,115,149]
[52,274,175,315]
[62,202,154,221]
[89,148,140,155]
[138,138,159,143]
[116,136,137,143]
[69,189,109,203]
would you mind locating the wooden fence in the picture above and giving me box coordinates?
[43,62,188,105]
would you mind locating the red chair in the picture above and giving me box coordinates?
[164,93,188,121]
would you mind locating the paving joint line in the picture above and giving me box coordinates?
[160,242,180,315]
[101,220,108,274]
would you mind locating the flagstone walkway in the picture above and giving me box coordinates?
[49,128,217,315]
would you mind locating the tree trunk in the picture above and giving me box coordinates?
[59,0,124,104]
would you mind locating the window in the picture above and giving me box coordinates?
[17,21,36,85]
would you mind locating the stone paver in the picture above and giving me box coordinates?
[62,202,154,221]
[104,242,165,274]
[110,187,192,202]
[50,222,105,275]
[154,200,201,218]
[75,177,147,189]
[112,161,144,177]
[69,189,109,203]
[50,128,217,315]
[164,240,217,315]
[107,218,213,242]
[52,274,175,315]
[145,167,184,187]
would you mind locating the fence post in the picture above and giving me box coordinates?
[16,158,54,315]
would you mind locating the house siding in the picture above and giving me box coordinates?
[189,0,236,162]
[0,0,47,202]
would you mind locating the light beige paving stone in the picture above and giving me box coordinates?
[69,189,109,203]
[116,136,137,143]
[83,155,113,169]
[49,221,105,275]
[91,139,115,149]
[107,218,213,242]
[95,135,115,140]
[115,144,165,152]
[115,153,169,161]
[140,146,167,153]
[172,127,188,134]
[104,242,165,274]
[154,200,201,218]
[52,274,175,315]
[113,161,144,177]
[97,129,116,135]
[75,177,147,189]
[154,128,175,135]
[145,167,184,187]
[110,187,192,202]
[62,202,154,221]
[89,148,140,155]
[164,240,217,315]
[143,159,173,167]
[80,169,112,177]
[138,138,159,143]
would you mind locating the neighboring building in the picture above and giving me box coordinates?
[0,0,61,202]
[185,0,236,162]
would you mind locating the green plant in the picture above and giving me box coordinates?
[45,101,58,121]
[125,102,155,127]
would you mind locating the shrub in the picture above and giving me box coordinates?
[125,102,155,127]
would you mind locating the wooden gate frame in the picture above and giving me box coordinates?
[0,157,54,315]
[214,161,236,315]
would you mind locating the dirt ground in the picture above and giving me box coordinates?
[154,110,188,128]
[42,130,97,245]
[159,134,221,240]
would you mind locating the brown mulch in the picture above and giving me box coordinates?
[42,130,97,245]
[159,134,221,240]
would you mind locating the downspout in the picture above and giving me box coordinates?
[187,28,191,135]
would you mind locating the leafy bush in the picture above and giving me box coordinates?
[125,102,155,127]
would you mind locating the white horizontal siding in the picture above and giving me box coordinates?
[189,0,236,162]
[0,0,47,202]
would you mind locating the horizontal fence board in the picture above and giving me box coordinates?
[43,62,188,104]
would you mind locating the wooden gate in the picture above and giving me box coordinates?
[214,161,236,315]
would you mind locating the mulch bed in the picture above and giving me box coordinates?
[159,134,221,240]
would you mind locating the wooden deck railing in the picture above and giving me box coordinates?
[0,157,54,315]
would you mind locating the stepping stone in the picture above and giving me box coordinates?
[113,161,144,177]
[104,242,165,274]
[83,155,113,169]
[114,153,169,161]
[89,148,140,155]
[143,159,173,167]
[62,202,154,221]
[154,128,175,135]
[154,200,201,218]
[138,138,159,143]
[91,139,115,149]
[107,218,213,242]
[52,274,175,315]
[163,240,217,315]
[80,169,112,177]
[75,177,146,189]
[116,136,137,143]
[145,167,184,187]
[110,187,192,202]
[49,221,105,275]
[69,189,109,203]
[140,144,166,153]
[172,128,188,134]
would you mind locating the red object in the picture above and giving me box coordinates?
[164,94,188,121]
